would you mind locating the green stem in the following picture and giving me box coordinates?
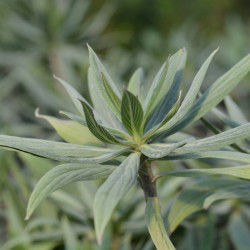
[139,157,175,250]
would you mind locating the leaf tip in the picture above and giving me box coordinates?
[97,236,103,245]
[24,214,30,221]
[35,108,40,118]
[52,74,58,80]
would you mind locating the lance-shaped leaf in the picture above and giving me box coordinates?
[121,90,143,137]
[200,116,249,153]
[167,178,244,233]
[139,138,194,159]
[144,49,187,131]
[88,45,122,120]
[175,123,250,154]
[81,101,123,145]
[143,49,186,124]
[154,52,250,139]
[25,163,116,220]
[60,110,131,140]
[162,151,250,164]
[145,197,175,250]
[155,49,218,135]
[155,164,250,180]
[0,134,131,163]
[35,109,102,145]
[127,67,144,104]
[204,184,250,209]
[143,91,182,139]
[88,67,123,129]
[94,152,141,243]
[102,72,121,112]
[53,75,86,117]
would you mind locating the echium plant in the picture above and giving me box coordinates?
[1,46,250,249]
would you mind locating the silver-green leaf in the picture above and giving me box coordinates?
[94,152,141,243]
[145,197,175,250]
[26,163,116,219]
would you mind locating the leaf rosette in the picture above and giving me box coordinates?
[0,46,250,249]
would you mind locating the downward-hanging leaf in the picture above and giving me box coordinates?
[94,152,141,243]
[35,109,102,145]
[81,101,123,145]
[0,134,130,163]
[155,52,250,139]
[26,163,116,220]
[145,197,175,250]
[121,90,143,137]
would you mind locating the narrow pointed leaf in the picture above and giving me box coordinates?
[35,109,102,145]
[88,67,123,129]
[88,45,121,120]
[143,49,186,123]
[174,123,250,154]
[162,151,250,164]
[156,49,218,134]
[102,72,121,112]
[155,53,250,139]
[139,138,194,159]
[144,91,182,139]
[156,164,250,180]
[145,197,175,250]
[204,184,250,208]
[26,163,116,219]
[94,152,141,243]
[53,75,86,116]
[127,67,144,103]
[144,49,187,131]
[0,134,130,163]
[0,134,111,157]
[121,90,143,136]
[81,101,122,144]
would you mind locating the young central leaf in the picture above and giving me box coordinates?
[121,90,143,138]
[81,101,121,144]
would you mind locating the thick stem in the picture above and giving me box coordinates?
[138,156,157,200]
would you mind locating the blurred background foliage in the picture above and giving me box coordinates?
[0,0,250,249]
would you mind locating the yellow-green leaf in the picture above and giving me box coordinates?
[35,109,102,145]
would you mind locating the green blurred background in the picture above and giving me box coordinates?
[0,0,250,249]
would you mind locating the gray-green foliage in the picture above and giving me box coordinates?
[0,46,250,249]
